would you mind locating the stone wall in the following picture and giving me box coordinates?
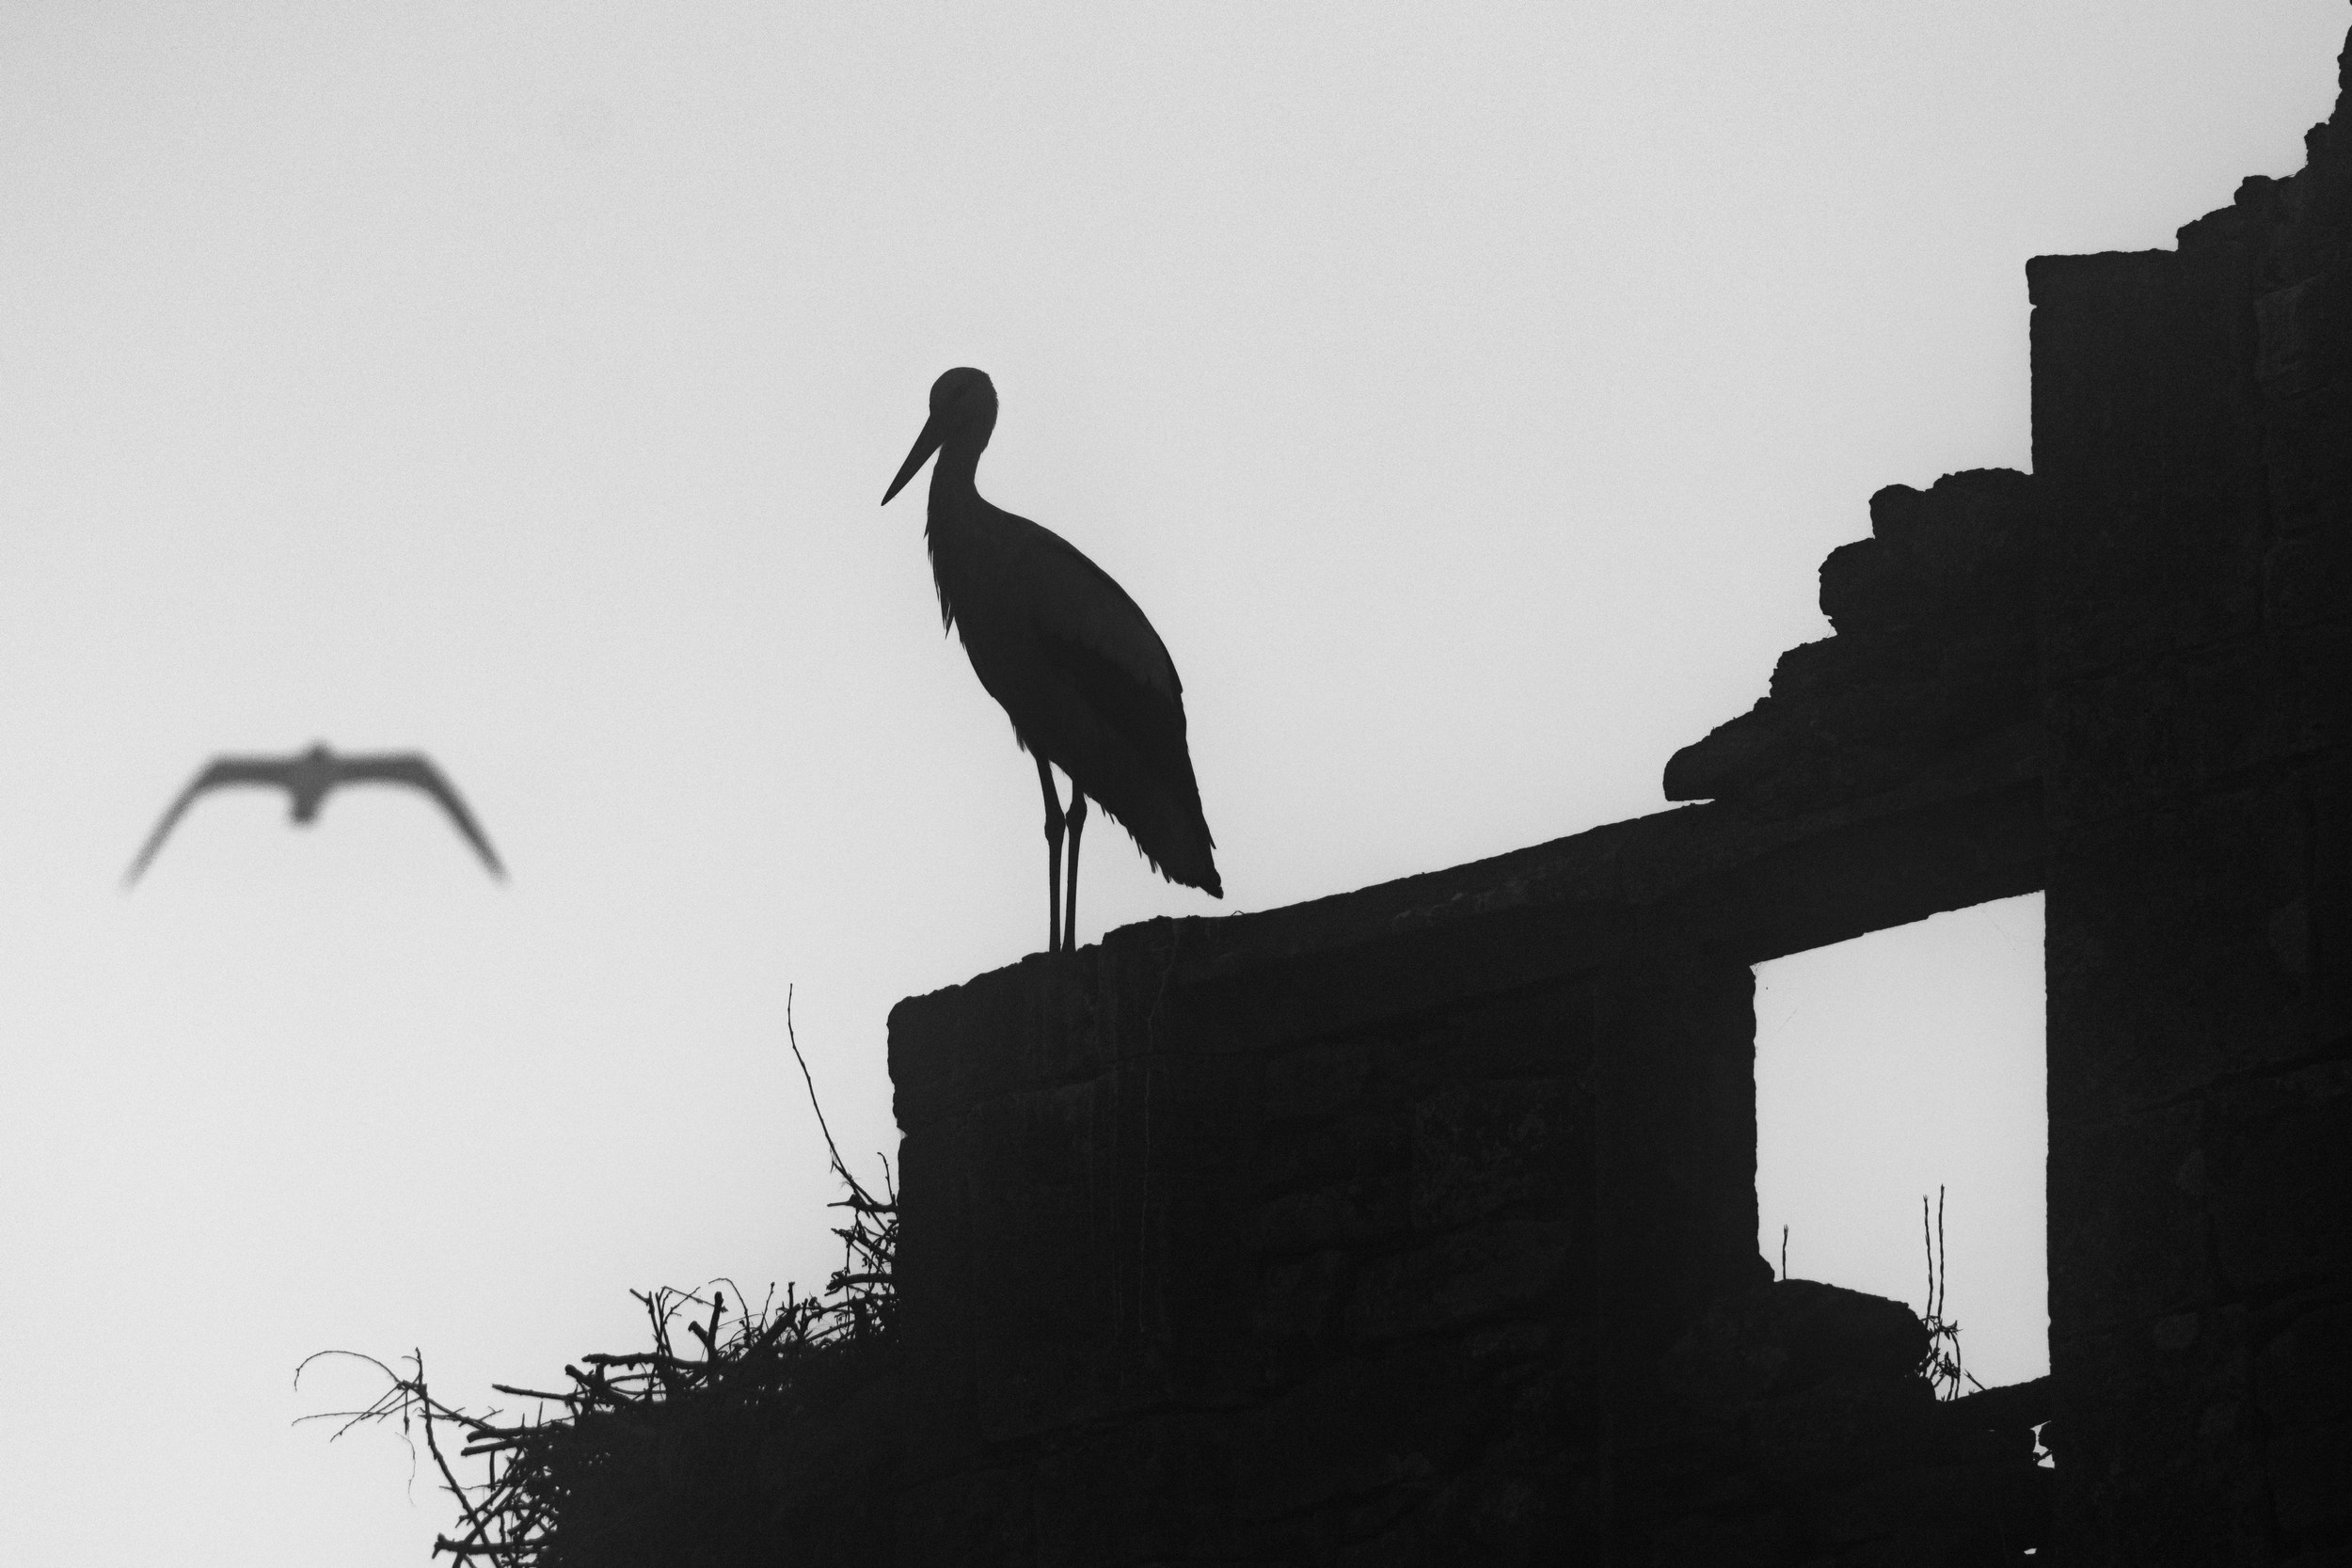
[2026,35,2352,1565]
[885,776,2041,1564]
[1639,1281,2051,1564]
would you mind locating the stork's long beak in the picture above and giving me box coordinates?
[882,413,944,505]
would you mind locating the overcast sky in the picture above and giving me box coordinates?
[2,3,2343,1562]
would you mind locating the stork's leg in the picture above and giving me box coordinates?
[1063,788,1089,953]
[1035,753,1065,954]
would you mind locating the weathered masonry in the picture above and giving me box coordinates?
[888,781,2043,1562]
[2024,71,2352,1566]
[876,29,2351,1565]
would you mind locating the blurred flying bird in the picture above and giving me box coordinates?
[124,743,505,886]
[882,367,1219,953]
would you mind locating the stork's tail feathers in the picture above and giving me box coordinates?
[1158,826,1221,899]
[1085,779,1219,898]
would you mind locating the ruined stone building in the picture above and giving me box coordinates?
[801,31,2352,1566]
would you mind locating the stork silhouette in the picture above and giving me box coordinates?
[882,368,1219,953]
[124,743,504,885]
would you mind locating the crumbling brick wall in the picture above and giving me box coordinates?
[885,776,2040,1565]
[1639,1280,2050,1564]
[2026,33,2352,1565]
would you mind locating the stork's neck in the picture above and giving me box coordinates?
[926,430,990,519]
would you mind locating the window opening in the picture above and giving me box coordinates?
[1754,892,2047,1390]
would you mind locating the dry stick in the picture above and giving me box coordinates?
[786,984,851,1189]
[406,1349,498,1553]
[1915,1184,1984,1401]
[434,1538,538,1561]
[1937,1185,1949,1323]
[357,1352,540,1562]
[1923,1194,1934,1321]
[294,1349,504,1515]
[787,984,897,1317]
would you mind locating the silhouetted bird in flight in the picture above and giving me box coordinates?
[882,367,1219,953]
[124,743,504,886]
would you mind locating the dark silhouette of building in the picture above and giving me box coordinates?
[790,30,2352,1563]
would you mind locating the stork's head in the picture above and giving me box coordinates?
[928,366,994,418]
[882,367,997,504]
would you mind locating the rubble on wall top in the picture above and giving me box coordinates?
[1662,468,2042,816]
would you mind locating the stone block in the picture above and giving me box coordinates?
[1804,1526,1983,1567]
[2255,261,2352,404]
[1923,1418,2036,1468]
[1232,1345,1475,1523]
[2255,1297,2352,1436]
[1627,1434,1761,1508]
[1387,984,1599,1098]
[1176,898,1628,1054]
[2044,780,2317,1118]
[2267,1419,2352,1540]
[1650,1508,1802,1568]
[2047,1309,2270,1563]
[1250,1178,1406,1255]
[2046,1101,2211,1328]
[1410,1467,1570,1568]
[888,966,1031,1132]
[2265,524,2352,630]
[1030,1412,1234,1566]
[2028,243,2273,681]
[2281,623,2352,763]
[2258,1298,2352,1541]
[1261,1038,1379,1123]
[891,1463,1034,1568]
[2314,756,2352,1047]
[1251,1100,1410,1206]
[1917,1377,2049,1471]
[1934,1373,2054,1436]
[2262,385,2352,542]
[1343,1220,1570,1342]
[2041,638,2296,828]
[1248,1246,1351,1385]
[1803,1462,2051,1556]
[1249,1088,1413,1258]
[2034,505,2270,689]
[1656,1280,1931,1432]
[1304,1462,1585,1568]
[1742,1373,1940,1488]
[1409,1078,1577,1232]
[2209,1061,2352,1297]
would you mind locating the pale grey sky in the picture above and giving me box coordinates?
[1,4,2341,1561]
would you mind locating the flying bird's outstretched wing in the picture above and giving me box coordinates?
[330,752,506,879]
[122,756,300,886]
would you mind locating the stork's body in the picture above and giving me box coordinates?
[883,368,1219,952]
